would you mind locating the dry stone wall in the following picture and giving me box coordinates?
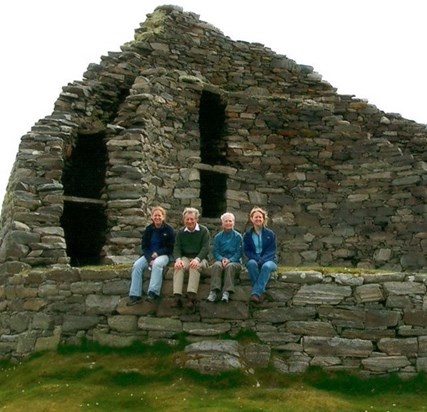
[0,4,426,275]
[2,265,427,377]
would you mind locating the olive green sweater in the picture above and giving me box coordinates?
[173,224,210,260]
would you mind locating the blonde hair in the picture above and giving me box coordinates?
[151,206,166,218]
[248,206,268,225]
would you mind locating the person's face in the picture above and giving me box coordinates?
[184,212,197,231]
[151,210,164,227]
[222,216,234,231]
[250,211,264,228]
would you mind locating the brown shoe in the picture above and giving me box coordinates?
[250,294,260,304]
[185,292,197,309]
[171,294,182,308]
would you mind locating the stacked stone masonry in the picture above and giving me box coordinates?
[0,5,425,274]
[3,265,427,377]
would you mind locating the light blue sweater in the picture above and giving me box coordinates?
[213,229,243,262]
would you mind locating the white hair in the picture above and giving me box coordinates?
[220,212,235,222]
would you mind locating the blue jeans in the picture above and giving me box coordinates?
[129,255,170,297]
[246,259,277,297]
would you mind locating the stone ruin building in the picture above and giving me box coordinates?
[0,5,426,275]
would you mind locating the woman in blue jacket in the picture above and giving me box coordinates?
[127,206,175,305]
[243,207,277,303]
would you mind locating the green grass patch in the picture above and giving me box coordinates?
[305,366,427,397]
[2,344,427,412]
[57,335,187,356]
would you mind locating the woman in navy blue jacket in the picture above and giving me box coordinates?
[127,206,175,305]
[243,207,277,303]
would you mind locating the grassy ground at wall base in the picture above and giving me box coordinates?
[1,340,427,412]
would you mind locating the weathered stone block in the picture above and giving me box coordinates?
[355,284,384,303]
[384,281,426,296]
[183,321,231,336]
[86,294,120,314]
[199,301,249,320]
[253,307,316,323]
[62,315,99,332]
[365,310,401,328]
[279,271,323,284]
[108,315,138,333]
[303,336,373,357]
[138,316,182,333]
[286,321,336,337]
[403,310,427,327]
[377,337,418,356]
[242,343,271,368]
[318,306,365,328]
[362,355,410,372]
[293,284,352,305]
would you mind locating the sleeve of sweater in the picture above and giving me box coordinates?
[213,233,222,261]
[243,231,258,261]
[172,228,183,259]
[260,228,277,263]
[156,225,175,257]
[228,231,243,262]
[197,226,211,261]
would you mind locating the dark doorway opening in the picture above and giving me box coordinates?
[62,133,107,198]
[60,133,107,266]
[199,90,227,218]
[61,201,107,266]
[199,90,227,165]
[200,171,227,218]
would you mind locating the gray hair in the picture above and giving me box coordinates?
[182,207,200,219]
[220,212,235,222]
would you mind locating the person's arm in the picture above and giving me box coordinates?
[196,226,210,261]
[243,231,257,261]
[260,228,277,263]
[213,232,222,261]
[156,225,175,257]
[228,232,243,262]
[172,229,182,259]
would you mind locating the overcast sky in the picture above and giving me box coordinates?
[0,0,426,211]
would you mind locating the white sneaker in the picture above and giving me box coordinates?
[221,291,229,303]
[207,290,217,302]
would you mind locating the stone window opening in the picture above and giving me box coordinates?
[200,170,227,218]
[60,133,107,266]
[199,90,227,165]
[199,90,227,218]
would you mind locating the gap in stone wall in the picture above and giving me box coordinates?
[60,201,107,266]
[200,170,227,218]
[60,133,108,266]
[199,90,227,165]
[199,89,228,218]
[62,133,107,198]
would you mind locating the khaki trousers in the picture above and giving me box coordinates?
[173,257,208,295]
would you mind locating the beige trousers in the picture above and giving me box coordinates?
[173,257,208,295]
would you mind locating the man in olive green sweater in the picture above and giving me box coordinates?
[172,207,210,309]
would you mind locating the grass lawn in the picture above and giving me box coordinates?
[1,340,427,411]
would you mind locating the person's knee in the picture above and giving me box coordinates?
[262,261,276,273]
[247,260,257,268]
[152,262,166,270]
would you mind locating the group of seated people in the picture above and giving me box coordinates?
[127,205,277,309]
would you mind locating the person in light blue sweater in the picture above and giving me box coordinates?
[243,207,277,303]
[206,212,242,303]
